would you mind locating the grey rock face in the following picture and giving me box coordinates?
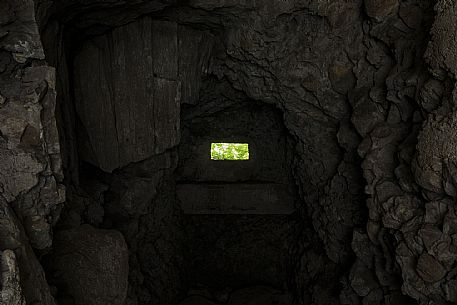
[0,0,64,234]
[0,0,45,61]
[364,0,398,20]
[416,253,446,283]
[0,2,62,302]
[0,250,25,305]
[413,113,457,194]
[73,18,181,172]
[0,199,56,305]
[0,64,65,249]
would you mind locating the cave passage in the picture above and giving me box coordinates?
[175,99,300,303]
[1,0,443,305]
[38,11,304,305]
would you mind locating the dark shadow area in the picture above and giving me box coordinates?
[176,100,302,297]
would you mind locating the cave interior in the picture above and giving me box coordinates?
[42,9,307,304]
[3,0,456,305]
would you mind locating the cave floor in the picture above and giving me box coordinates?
[177,285,291,305]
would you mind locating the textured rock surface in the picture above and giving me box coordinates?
[0,0,64,247]
[73,18,180,172]
[5,0,457,304]
[0,250,25,305]
[0,199,56,305]
[0,0,64,304]
[0,49,64,250]
[45,225,129,305]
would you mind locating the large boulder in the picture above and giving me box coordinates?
[47,225,129,305]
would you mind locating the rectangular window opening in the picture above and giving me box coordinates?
[211,143,249,160]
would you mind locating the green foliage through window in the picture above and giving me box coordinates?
[211,143,249,160]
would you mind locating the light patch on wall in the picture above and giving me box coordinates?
[211,143,249,160]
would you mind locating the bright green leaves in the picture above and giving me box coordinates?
[211,143,249,160]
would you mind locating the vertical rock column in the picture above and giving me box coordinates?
[73,18,181,172]
[0,0,65,304]
[72,17,185,305]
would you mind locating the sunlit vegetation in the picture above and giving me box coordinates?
[211,143,249,160]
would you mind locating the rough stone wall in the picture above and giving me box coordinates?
[192,0,367,267]
[5,0,457,305]
[387,1,457,303]
[171,2,435,305]
[73,18,180,172]
[0,0,64,304]
[67,17,187,305]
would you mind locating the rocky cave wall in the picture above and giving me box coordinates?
[3,0,457,305]
[42,15,188,305]
[0,0,65,304]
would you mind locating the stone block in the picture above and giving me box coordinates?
[48,225,129,305]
